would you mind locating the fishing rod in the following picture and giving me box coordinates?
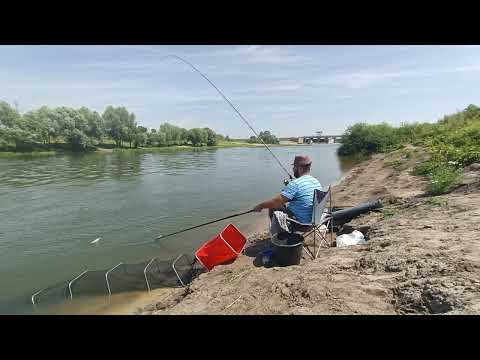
[161,54,294,181]
[127,210,254,246]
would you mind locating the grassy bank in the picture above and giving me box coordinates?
[0,142,96,157]
[0,140,302,157]
[0,150,59,158]
[338,104,480,195]
[107,141,302,153]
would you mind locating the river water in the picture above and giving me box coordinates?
[0,144,352,314]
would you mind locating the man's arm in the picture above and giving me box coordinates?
[253,194,289,212]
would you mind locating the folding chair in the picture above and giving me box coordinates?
[284,186,333,259]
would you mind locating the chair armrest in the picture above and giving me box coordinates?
[318,215,333,225]
[285,216,313,227]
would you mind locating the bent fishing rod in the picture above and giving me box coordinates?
[126,210,254,246]
[160,54,294,181]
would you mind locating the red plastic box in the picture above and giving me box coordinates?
[195,224,247,271]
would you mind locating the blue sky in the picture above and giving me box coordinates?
[1,45,480,137]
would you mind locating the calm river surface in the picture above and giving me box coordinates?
[0,144,352,314]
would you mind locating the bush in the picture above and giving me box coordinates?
[429,165,462,195]
[338,122,399,156]
[412,160,462,195]
[412,160,437,176]
[339,104,480,195]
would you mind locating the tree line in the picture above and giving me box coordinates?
[248,130,280,144]
[338,104,480,160]
[0,101,227,151]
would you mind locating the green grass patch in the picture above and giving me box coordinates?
[107,141,298,154]
[412,161,462,195]
[382,208,396,219]
[384,159,405,170]
[429,166,463,195]
[426,197,448,207]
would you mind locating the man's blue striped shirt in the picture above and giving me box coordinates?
[281,175,323,223]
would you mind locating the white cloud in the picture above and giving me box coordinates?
[451,64,480,73]
[334,95,354,101]
[265,84,302,91]
[231,45,310,65]
[318,69,417,89]
[311,61,480,90]
[231,82,303,96]
[107,45,309,65]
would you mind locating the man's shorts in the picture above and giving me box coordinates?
[271,205,297,219]
[270,206,302,236]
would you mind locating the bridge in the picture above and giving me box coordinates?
[284,131,344,144]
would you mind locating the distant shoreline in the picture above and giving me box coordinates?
[0,141,314,157]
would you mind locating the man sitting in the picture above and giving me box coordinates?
[252,155,323,231]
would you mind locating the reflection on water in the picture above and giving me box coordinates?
[338,153,369,173]
[0,144,352,314]
[0,149,224,189]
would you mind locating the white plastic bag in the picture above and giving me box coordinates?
[336,230,366,247]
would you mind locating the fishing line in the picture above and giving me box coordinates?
[158,54,294,180]
[126,209,254,247]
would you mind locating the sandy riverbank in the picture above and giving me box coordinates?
[136,146,480,315]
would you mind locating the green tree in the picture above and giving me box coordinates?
[103,106,133,147]
[157,131,167,146]
[203,127,218,146]
[0,101,20,128]
[1,127,35,150]
[39,107,60,144]
[79,107,104,142]
[67,128,91,151]
[50,107,74,141]
[0,100,26,150]
[137,126,148,134]
[22,108,58,144]
[259,130,279,144]
[125,113,137,148]
[160,123,187,146]
[248,130,279,144]
[187,128,208,146]
[133,126,148,148]
[147,130,158,147]
[133,132,148,148]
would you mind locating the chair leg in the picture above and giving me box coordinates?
[316,233,329,258]
[303,246,314,260]
[313,226,331,259]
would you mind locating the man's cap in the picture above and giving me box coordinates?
[292,155,312,166]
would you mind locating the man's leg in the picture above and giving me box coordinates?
[269,205,288,221]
